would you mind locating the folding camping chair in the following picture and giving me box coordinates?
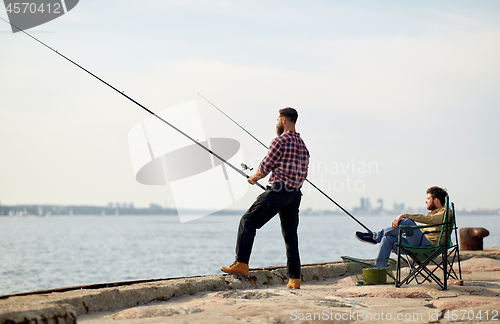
[395,197,462,290]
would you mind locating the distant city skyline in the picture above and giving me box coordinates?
[1,197,499,218]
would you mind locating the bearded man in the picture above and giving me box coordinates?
[221,107,310,289]
[355,186,449,267]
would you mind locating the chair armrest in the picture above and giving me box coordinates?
[399,222,446,230]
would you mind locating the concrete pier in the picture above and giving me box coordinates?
[1,247,500,324]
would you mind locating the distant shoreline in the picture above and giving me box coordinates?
[0,204,499,217]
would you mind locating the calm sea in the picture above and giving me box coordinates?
[0,214,498,296]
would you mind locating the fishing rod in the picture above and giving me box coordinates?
[1,17,266,191]
[198,93,373,233]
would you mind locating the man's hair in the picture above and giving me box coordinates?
[427,186,448,206]
[279,107,298,123]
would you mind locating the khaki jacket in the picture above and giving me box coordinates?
[407,206,446,245]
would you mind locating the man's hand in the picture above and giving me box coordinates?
[391,213,408,228]
[247,170,266,185]
[247,174,258,185]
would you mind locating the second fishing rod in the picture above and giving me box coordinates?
[198,93,373,233]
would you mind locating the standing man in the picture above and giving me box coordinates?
[221,107,310,289]
[355,186,448,267]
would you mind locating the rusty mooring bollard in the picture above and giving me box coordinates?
[459,227,489,250]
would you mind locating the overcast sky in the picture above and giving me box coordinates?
[1,1,499,213]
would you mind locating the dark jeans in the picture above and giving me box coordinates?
[235,183,302,279]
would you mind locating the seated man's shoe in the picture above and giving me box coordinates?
[221,261,249,275]
[354,231,377,245]
[287,278,301,289]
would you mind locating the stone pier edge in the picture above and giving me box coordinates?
[0,261,346,324]
[1,249,498,324]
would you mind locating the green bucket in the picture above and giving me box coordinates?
[362,268,387,285]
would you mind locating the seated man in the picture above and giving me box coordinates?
[355,186,448,267]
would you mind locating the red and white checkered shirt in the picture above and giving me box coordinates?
[258,131,310,188]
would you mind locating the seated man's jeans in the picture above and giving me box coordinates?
[373,218,431,267]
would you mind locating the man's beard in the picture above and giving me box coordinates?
[276,123,284,136]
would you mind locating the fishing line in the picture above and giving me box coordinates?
[198,93,373,233]
[1,17,265,191]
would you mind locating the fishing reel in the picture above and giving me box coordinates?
[241,163,253,171]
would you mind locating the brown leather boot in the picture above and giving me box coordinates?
[287,278,301,289]
[221,261,249,275]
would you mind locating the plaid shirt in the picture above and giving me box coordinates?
[258,131,310,188]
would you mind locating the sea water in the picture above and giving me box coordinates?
[0,214,498,295]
